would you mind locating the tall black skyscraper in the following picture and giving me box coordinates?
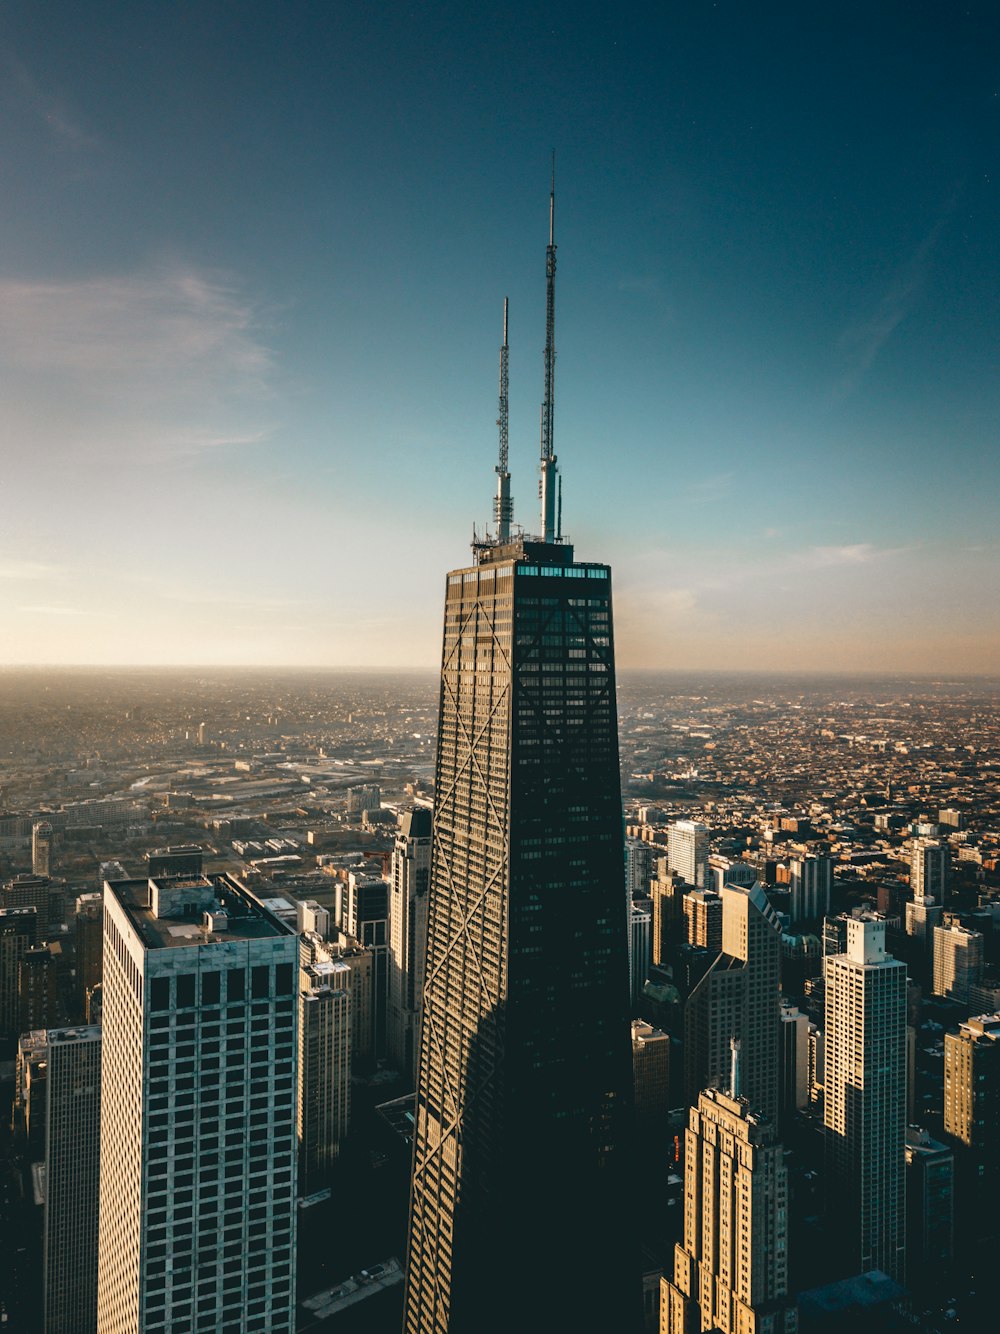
[403,178,638,1334]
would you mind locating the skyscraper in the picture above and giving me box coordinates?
[298,955,351,1194]
[403,179,637,1334]
[787,853,832,924]
[32,820,54,878]
[661,1045,797,1334]
[683,886,723,952]
[345,873,389,1059]
[0,905,38,1040]
[932,921,984,1004]
[823,914,906,1281]
[97,873,299,1333]
[667,819,710,889]
[912,837,948,902]
[388,806,432,1083]
[44,1025,102,1334]
[684,882,782,1123]
[942,1013,1000,1233]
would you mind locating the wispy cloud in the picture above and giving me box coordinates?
[0,266,278,464]
[6,57,102,152]
[835,208,953,395]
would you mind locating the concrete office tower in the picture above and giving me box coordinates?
[388,807,432,1083]
[932,922,984,1004]
[685,883,782,1124]
[912,838,948,903]
[32,820,54,878]
[44,1025,102,1334]
[19,942,60,1030]
[780,1002,809,1121]
[661,1051,798,1334]
[345,874,389,1059]
[0,906,38,1039]
[667,820,709,889]
[405,185,637,1334]
[298,958,350,1195]
[650,861,684,966]
[320,931,375,1066]
[903,1127,953,1281]
[824,915,906,1282]
[97,874,299,1334]
[683,887,722,953]
[14,1029,49,1159]
[346,783,381,818]
[788,854,832,924]
[629,900,653,1008]
[631,1019,670,1131]
[75,893,104,1013]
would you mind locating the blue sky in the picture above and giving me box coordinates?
[1,2,998,669]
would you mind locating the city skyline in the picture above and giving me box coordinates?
[2,3,998,671]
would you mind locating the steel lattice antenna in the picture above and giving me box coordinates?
[539,154,558,543]
[494,297,512,541]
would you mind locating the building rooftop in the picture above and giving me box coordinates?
[106,873,294,950]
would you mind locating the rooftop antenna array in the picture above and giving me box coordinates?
[494,297,512,541]
[539,154,559,543]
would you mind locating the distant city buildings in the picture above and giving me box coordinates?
[667,819,710,889]
[32,820,54,878]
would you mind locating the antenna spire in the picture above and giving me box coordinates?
[494,297,512,541]
[539,154,558,542]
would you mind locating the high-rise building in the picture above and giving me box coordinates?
[388,807,432,1083]
[932,922,984,1004]
[19,941,60,1031]
[667,820,709,889]
[788,854,832,924]
[661,1046,797,1334]
[147,845,204,878]
[912,838,948,902]
[403,185,637,1334]
[97,874,299,1333]
[0,905,38,1039]
[943,1013,1000,1229]
[32,820,54,878]
[296,898,331,939]
[345,874,389,1059]
[683,886,722,953]
[298,956,350,1195]
[626,837,655,897]
[780,1001,809,1122]
[709,854,757,894]
[629,899,653,1009]
[75,892,104,1013]
[905,891,943,943]
[684,882,782,1123]
[903,1126,953,1282]
[631,1019,670,1132]
[823,914,906,1281]
[650,861,684,967]
[2,872,59,938]
[322,931,375,1066]
[44,1025,102,1334]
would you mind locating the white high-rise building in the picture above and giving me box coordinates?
[824,914,906,1282]
[667,820,709,889]
[906,892,943,942]
[387,807,432,1083]
[97,874,299,1334]
[44,1025,102,1334]
[788,854,832,924]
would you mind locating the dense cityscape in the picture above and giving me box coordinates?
[2,662,999,1329]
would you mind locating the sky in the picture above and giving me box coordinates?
[1,2,998,672]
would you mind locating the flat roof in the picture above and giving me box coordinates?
[106,874,293,950]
